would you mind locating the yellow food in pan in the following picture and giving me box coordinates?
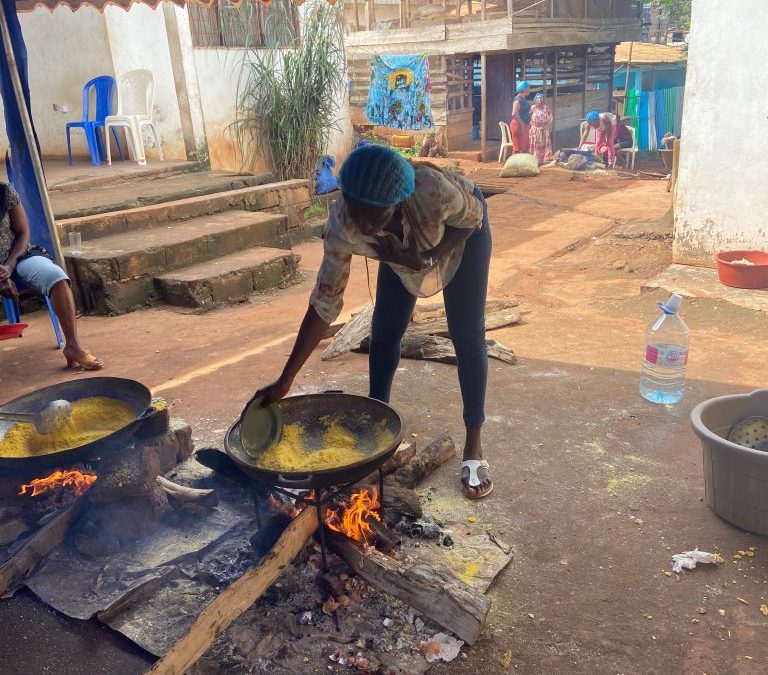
[0,397,135,458]
[254,418,395,472]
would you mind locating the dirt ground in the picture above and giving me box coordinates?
[2,166,768,675]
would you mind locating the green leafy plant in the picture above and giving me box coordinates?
[233,1,346,182]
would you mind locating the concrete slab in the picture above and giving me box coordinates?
[155,248,301,309]
[50,171,273,220]
[65,211,288,283]
[643,264,768,313]
[57,180,311,240]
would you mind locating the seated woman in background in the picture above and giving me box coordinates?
[614,116,634,151]
[581,110,618,168]
[0,182,103,370]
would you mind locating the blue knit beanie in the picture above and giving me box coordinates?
[338,145,415,207]
[585,110,600,123]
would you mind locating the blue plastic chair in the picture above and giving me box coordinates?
[2,295,64,349]
[66,75,124,166]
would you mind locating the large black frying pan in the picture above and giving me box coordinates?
[0,377,152,473]
[225,393,404,489]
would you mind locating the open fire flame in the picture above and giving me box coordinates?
[324,488,380,545]
[18,469,98,498]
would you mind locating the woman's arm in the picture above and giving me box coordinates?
[0,204,30,281]
[424,225,474,260]
[511,98,522,125]
[253,305,330,405]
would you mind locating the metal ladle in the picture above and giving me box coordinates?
[0,399,73,435]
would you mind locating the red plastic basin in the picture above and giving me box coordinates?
[0,323,28,340]
[715,250,768,289]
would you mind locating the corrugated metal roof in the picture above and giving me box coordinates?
[615,41,687,65]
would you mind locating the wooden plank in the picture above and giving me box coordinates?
[330,533,491,645]
[0,501,83,596]
[147,506,319,675]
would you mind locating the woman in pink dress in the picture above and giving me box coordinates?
[528,93,553,165]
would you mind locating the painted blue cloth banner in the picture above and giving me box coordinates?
[366,54,434,130]
[0,0,54,255]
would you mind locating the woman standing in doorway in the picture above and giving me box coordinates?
[509,80,531,154]
[528,93,553,165]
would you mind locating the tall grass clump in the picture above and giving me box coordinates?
[233,0,345,182]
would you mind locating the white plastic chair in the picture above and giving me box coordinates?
[105,70,163,166]
[616,125,638,171]
[498,121,514,163]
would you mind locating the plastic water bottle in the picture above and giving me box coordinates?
[640,293,690,405]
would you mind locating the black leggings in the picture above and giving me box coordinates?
[368,188,492,428]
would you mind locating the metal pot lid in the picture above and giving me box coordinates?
[239,396,284,459]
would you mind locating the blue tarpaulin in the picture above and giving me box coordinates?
[0,0,55,256]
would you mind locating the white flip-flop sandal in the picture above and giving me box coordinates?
[461,459,494,500]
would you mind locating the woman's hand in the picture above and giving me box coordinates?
[0,263,12,281]
[248,377,293,409]
[0,277,18,300]
[374,233,432,271]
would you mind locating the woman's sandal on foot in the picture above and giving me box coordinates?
[461,459,493,499]
[64,348,103,371]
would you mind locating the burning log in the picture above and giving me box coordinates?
[359,442,414,485]
[0,500,84,595]
[147,506,319,675]
[156,476,218,508]
[378,485,423,527]
[368,519,401,553]
[388,434,456,490]
[329,533,490,645]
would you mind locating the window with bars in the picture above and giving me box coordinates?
[189,0,299,49]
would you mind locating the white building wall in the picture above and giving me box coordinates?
[193,46,353,172]
[103,4,187,161]
[673,0,768,266]
[0,6,115,159]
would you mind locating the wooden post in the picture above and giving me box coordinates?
[354,0,360,30]
[0,2,65,269]
[399,0,405,28]
[583,0,588,19]
[480,52,487,161]
[623,40,634,98]
[552,48,558,146]
[608,43,616,115]
[366,0,375,29]
[582,47,588,118]
[481,0,486,20]
[550,0,554,18]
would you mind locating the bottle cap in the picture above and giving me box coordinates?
[659,293,682,315]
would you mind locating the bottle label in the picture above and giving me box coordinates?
[645,343,688,368]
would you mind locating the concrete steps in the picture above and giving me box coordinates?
[58,171,315,315]
[57,180,311,240]
[155,247,301,310]
[51,170,273,220]
[66,210,294,314]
